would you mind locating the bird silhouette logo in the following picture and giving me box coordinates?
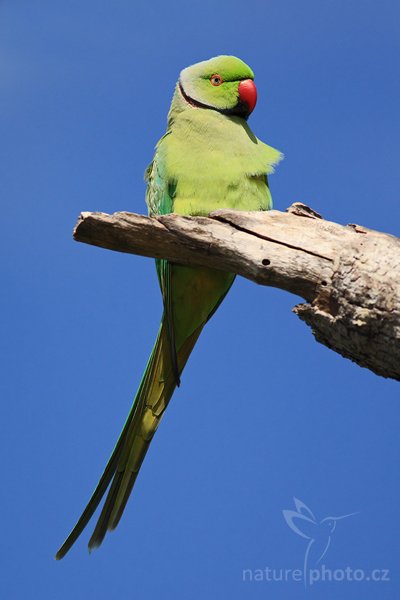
[283,498,357,586]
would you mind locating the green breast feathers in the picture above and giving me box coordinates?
[146,108,282,216]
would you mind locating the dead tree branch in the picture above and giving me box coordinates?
[73,203,400,382]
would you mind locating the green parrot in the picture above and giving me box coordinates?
[56,55,282,559]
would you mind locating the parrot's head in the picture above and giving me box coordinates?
[178,55,257,120]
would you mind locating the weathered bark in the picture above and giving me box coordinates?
[74,203,400,382]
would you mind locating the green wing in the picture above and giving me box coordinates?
[144,144,174,216]
[145,152,180,385]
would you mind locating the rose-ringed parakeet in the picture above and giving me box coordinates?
[56,55,282,559]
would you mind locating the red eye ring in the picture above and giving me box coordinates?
[210,73,223,86]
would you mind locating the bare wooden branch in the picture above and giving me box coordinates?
[74,204,400,382]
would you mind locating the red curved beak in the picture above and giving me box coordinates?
[238,79,257,115]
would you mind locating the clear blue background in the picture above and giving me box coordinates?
[1,1,399,598]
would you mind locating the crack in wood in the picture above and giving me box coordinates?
[211,214,333,262]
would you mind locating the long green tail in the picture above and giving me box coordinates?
[55,318,202,559]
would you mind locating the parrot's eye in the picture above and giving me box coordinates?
[210,74,223,86]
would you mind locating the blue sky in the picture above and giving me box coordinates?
[1,1,399,598]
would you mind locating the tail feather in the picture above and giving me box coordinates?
[56,319,202,559]
[89,323,203,547]
[87,472,124,550]
[54,395,141,560]
[107,472,138,531]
